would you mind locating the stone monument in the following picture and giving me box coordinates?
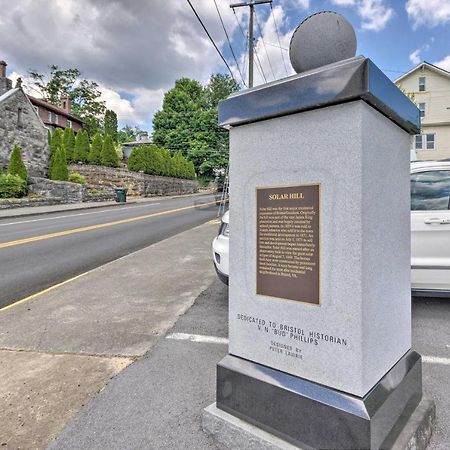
[203,11,435,450]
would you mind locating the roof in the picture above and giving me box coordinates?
[0,87,19,104]
[122,140,152,146]
[395,61,450,84]
[27,95,83,123]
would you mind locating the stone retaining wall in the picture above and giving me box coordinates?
[27,177,116,204]
[69,164,198,196]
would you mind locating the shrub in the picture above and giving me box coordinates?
[115,143,124,161]
[0,173,27,198]
[49,129,64,174]
[128,146,146,172]
[160,148,173,177]
[68,172,86,184]
[63,127,76,162]
[101,134,119,167]
[74,130,90,163]
[89,133,103,165]
[51,147,69,181]
[8,144,28,181]
[145,145,164,175]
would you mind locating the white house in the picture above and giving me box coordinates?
[396,61,450,161]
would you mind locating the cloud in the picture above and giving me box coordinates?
[0,0,244,129]
[434,55,450,72]
[406,0,450,28]
[293,0,310,8]
[409,50,421,65]
[330,0,394,31]
[247,5,296,86]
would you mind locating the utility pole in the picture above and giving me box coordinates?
[230,0,272,88]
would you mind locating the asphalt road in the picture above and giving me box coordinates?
[0,194,219,308]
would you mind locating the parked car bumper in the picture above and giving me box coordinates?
[212,235,229,285]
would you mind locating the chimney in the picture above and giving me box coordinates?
[0,61,6,78]
[0,60,13,95]
[60,95,71,114]
[138,131,150,142]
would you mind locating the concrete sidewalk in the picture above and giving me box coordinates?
[0,219,219,449]
[0,191,212,219]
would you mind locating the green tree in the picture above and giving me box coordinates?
[160,148,173,177]
[89,133,103,165]
[28,65,107,135]
[204,73,240,109]
[101,134,118,167]
[8,144,28,181]
[63,127,76,162]
[50,146,68,181]
[117,125,144,144]
[144,145,164,175]
[73,131,90,163]
[50,128,63,156]
[152,74,239,177]
[49,128,64,174]
[104,110,118,142]
[127,146,146,172]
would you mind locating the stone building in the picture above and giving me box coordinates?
[0,61,50,177]
[122,131,152,159]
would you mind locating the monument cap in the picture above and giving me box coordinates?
[289,11,357,73]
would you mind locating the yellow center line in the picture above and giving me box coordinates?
[0,201,216,250]
[0,272,90,313]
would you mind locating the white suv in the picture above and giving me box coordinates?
[411,160,450,296]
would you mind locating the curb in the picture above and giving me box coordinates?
[0,201,138,221]
[0,192,215,221]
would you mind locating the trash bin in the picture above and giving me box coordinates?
[114,188,128,203]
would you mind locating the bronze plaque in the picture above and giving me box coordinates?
[256,184,320,304]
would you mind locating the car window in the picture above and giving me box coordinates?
[411,170,450,211]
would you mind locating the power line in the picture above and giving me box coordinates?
[231,3,267,85]
[213,0,246,87]
[232,7,247,40]
[230,0,272,87]
[270,4,288,76]
[185,0,237,83]
[254,10,276,80]
[263,40,288,51]
[254,46,268,83]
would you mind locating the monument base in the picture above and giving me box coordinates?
[204,351,434,450]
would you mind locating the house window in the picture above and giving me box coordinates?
[414,134,435,150]
[419,76,426,92]
[47,111,52,122]
[418,102,426,118]
[67,119,72,128]
[54,114,59,124]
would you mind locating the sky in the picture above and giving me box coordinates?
[0,0,449,132]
